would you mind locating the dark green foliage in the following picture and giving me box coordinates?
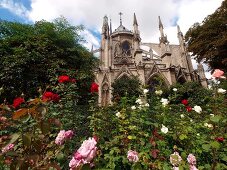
[185,0,227,72]
[111,75,142,103]
[169,81,212,105]
[0,17,98,103]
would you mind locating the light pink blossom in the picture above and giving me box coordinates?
[187,154,198,170]
[1,144,14,153]
[77,137,97,163]
[212,69,225,78]
[127,150,139,162]
[55,130,66,145]
[55,130,74,145]
[69,157,83,170]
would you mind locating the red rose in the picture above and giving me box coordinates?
[42,91,54,101]
[42,92,60,102]
[90,82,99,93]
[186,106,192,112]
[58,75,70,83]
[13,97,25,108]
[181,99,188,105]
[215,137,224,142]
[52,93,60,102]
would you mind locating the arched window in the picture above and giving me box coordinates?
[148,75,167,93]
[121,41,131,56]
[177,76,186,84]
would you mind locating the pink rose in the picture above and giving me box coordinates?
[55,130,66,145]
[127,150,139,162]
[187,154,198,170]
[69,157,83,170]
[77,137,97,163]
[74,152,83,160]
[1,144,14,153]
[65,130,74,139]
[212,69,225,78]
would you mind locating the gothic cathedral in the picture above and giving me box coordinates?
[93,13,207,106]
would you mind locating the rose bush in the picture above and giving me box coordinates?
[90,75,227,169]
[0,69,226,170]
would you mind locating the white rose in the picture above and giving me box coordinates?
[207,124,213,128]
[161,124,168,134]
[143,89,149,94]
[161,98,169,107]
[173,88,177,92]
[144,103,150,107]
[217,88,226,94]
[135,98,143,105]
[193,105,202,113]
[116,112,121,118]
[155,90,163,95]
[208,85,212,90]
[131,106,136,110]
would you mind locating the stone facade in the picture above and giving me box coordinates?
[93,14,207,106]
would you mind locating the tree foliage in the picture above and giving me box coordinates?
[0,17,98,103]
[111,75,142,103]
[185,0,227,72]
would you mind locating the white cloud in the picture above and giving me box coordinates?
[0,0,29,18]
[80,29,100,50]
[1,0,224,77]
[25,0,223,44]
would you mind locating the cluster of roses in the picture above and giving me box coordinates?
[170,152,198,170]
[55,130,74,145]
[69,137,98,170]
[11,75,99,109]
[181,99,192,112]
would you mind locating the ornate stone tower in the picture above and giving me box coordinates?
[93,14,207,106]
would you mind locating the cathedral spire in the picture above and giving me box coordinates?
[90,45,93,53]
[110,18,112,34]
[158,16,164,37]
[133,13,138,26]
[177,25,181,33]
[102,15,109,38]
[158,16,168,45]
[177,25,185,52]
[119,12,123,25]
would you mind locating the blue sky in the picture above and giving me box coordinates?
[0,0,31,22]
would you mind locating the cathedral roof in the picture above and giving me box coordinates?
[111,24,133,37]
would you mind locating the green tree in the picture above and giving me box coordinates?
[111,75,142,103]
[185,0,227,72]
[0,17,98,103]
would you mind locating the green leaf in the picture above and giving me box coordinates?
[127,135,133,139]
[22,133,32,147]
[210,115,221,123]
[81,164,91,170]
[132,163,143,170]
[9,133,20,144]
[202,144,210,151]
[210,141,220,149]
[179,134,187,140]
[40,120,50,135]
